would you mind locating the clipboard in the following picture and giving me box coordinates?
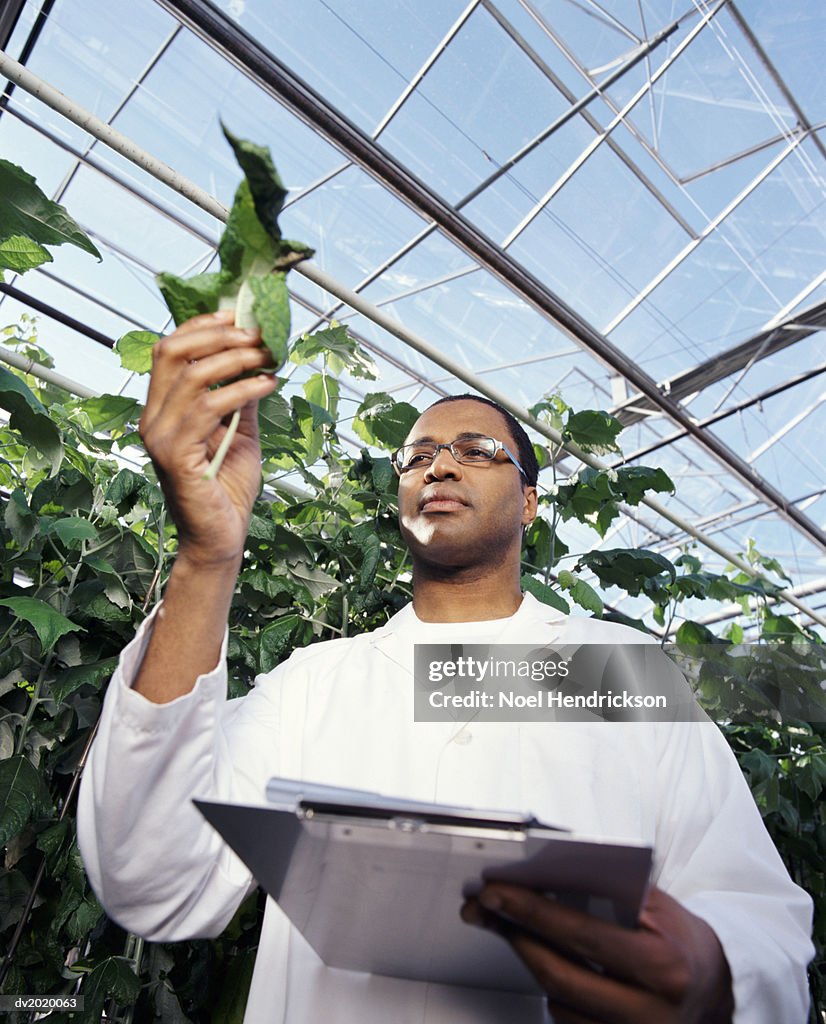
[195,779,652,994]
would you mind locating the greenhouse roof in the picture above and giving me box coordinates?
[1,0,825,629]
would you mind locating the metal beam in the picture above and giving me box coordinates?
[296,7,682,338]
[146,0,826,556]
[0,0,27,52]
[481,0,696,236]
[619,358,826,465]
[602,129,808,336]
[0,0,54,112]
[3,51,825,625]
[728,1,826,165]
[0,282,117,349]
[613,296,826,427]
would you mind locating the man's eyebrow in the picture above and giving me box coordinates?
[407,432,488,444]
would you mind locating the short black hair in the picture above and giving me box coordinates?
[426,394,539,487]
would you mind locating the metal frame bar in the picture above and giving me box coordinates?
[2,49,825,625]
[515,0,820,316]
[49,25,183,209]
[602,128,807,335]
[0,281,117,349]
[613,296,826,427]
[295,6,681,339]
[619,358,826,465]
[747,392,826,464]
[132,5,826,550]
[481,0,696,236]
[500,2,725,248]
[0,0,28,52]
[0,0,54,111]
[728,0,826,165]
[0,342,96,397]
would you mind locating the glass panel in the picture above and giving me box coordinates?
[215,0,463,133]
[506,137,690,328]
[381,5,579,203]
[61,164,211,274]
[112,29,344,208]
[12,0,177,149]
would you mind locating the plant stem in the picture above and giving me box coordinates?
[203,408,241,480]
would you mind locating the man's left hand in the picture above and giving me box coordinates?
[461,884,733,1023]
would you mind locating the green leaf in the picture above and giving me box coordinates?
[114,329,159,374]
[46,515,98,547]
[558,571,603,616]
[36,818,69,865]
[520,574,570,614]
[675,620,720,645]
[353,393,420,450]
[4,487,37,547]
[576,548,676,597]
[0,596,84,650]
[219,179,277,277]
[615,465,674,505]
[304,372,340,421]
[105,467,149,507]
[221,124,288,238]
[50,657,119,706]
[762,614,805,641]
[76,394,141,433]
[0,755,54,846]
[0,158,101,260]
[156,269,226,325]
[0,364,63,473]
[285,559,339,600]
[0,868,32,932]
[563,409,623,454]
[249,271,290,367]
[0,233,52,275]
[291,324,377,380]
[258,614,301,674]
[258,389,292,440]
[353,528,382,590]
[211,948,256,1024]
[73,956,141,1023]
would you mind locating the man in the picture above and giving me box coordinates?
[78,311,813,1023]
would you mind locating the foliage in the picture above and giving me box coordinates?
[0,160,100,278]
[0,157,822,1019]
[156,126,313,368]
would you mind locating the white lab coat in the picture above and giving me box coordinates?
[78,593,813,1022]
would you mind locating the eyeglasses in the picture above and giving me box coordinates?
[392,435,526,478]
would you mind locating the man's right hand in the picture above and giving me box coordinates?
[132,310,277,703]
[139,309,277,569]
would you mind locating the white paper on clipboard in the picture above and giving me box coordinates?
[195,779,652,994]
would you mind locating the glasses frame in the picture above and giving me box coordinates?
[392,435,527,479]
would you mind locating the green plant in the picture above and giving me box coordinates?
[0,154,822,1021]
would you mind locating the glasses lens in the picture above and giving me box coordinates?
[453,437,497,462]
[398,442,437,470]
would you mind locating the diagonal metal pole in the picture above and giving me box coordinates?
[0,48,824,627]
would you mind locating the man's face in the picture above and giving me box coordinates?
[397,400,537,572]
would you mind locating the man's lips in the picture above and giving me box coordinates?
[419,491,469,513]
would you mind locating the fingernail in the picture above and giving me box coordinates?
[461,902,484,926]
[479,890,503,912]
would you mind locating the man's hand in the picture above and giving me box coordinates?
[461,884,733,1023]
[139,309,277,569]
[133,311,277,702]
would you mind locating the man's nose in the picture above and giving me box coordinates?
[424,445,463,480]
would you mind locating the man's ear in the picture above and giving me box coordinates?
[521,486,538,527]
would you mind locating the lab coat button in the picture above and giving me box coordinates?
[453,730,472,745]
